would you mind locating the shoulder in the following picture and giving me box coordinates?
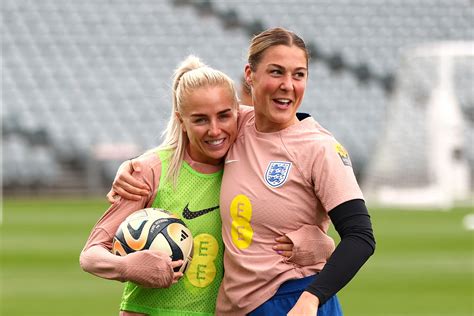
[284,118,351,166]
[237,105,254,127]
[136,149,163,170]
[238,104,254,115]
[131,149,164,183]
[286,117,338,150]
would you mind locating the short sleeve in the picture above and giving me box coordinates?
[312,139,364,212]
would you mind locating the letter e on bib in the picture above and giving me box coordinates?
[264,161,292,188]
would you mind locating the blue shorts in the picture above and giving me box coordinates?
[247,275,343,316]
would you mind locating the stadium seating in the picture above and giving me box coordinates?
[2,133,60,188]
[2,0,473,193]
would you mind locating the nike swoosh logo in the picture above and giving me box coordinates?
[225,159,239,164]
[182,203,219,220]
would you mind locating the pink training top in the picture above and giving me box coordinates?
[80,144,322,300]
[217,107,364,315]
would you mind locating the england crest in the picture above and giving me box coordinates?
[264,161,292,188]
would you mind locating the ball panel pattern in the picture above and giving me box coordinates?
[112,208,194,273]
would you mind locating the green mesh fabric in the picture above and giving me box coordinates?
[120,150,224,316]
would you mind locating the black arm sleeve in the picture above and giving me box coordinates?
[305,199,376,305]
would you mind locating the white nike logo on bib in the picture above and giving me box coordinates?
[225,160,239,164]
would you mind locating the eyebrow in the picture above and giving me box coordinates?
[190,108,233,118]
[268,64,307,72]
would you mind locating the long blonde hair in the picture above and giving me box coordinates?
[158,55,239,187]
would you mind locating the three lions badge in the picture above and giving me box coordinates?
[264,161,292,188]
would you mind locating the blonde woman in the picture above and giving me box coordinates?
[83,55,240,315]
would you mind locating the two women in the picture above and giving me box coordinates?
[80,55,311,315]
[100,27,376,315]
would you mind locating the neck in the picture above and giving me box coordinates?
[254,115,299,133]
[184,150,223,173]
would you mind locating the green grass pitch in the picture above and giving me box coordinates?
[1,198,472,315]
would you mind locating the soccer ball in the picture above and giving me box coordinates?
[112,208,193,273]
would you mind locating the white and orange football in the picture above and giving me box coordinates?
[112,208,193,273]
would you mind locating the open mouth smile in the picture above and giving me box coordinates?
[273,98,293,109]
[205,138,225,146]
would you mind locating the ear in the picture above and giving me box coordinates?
[175,112,186,133]
[244,64,252,86]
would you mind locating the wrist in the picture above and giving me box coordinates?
[114,254,130,282]
[301,291,320,309]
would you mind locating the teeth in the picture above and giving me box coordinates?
[207,139,224,145]
[275,99,291,104]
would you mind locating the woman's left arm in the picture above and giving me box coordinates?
[289,199,376,314]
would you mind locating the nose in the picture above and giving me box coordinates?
[280,74,294,91]
[208,120,221,137]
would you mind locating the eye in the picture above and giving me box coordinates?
[218,112,232,121]
[270,69,283,75]
[193,117,207,124]
[294,72,307,79]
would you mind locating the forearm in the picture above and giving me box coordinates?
[80,240,177,288]
[306,199,376,305]
[80,245,126,282]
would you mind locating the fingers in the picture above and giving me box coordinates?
[124,159,147,192]
[116,169,149,192]
[171,260,184,283]
[106,189,118,204]
[113,159,149,198]
[171,259,184,268]
[172,272,184,284]
[273,243,293,251]
[113,180,148,200]
[130,159,143,173]
[273,249,293,258]
[106,159,149,202]
[273,235,294,258]
[275,235,292,243]
[122,161,149,191]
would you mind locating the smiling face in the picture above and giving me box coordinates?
[177,85,238,165]
[246,44,308,132]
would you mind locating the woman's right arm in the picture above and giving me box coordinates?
[80,203,184,287]
[81,153,182,287]
[80,243,182,288]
